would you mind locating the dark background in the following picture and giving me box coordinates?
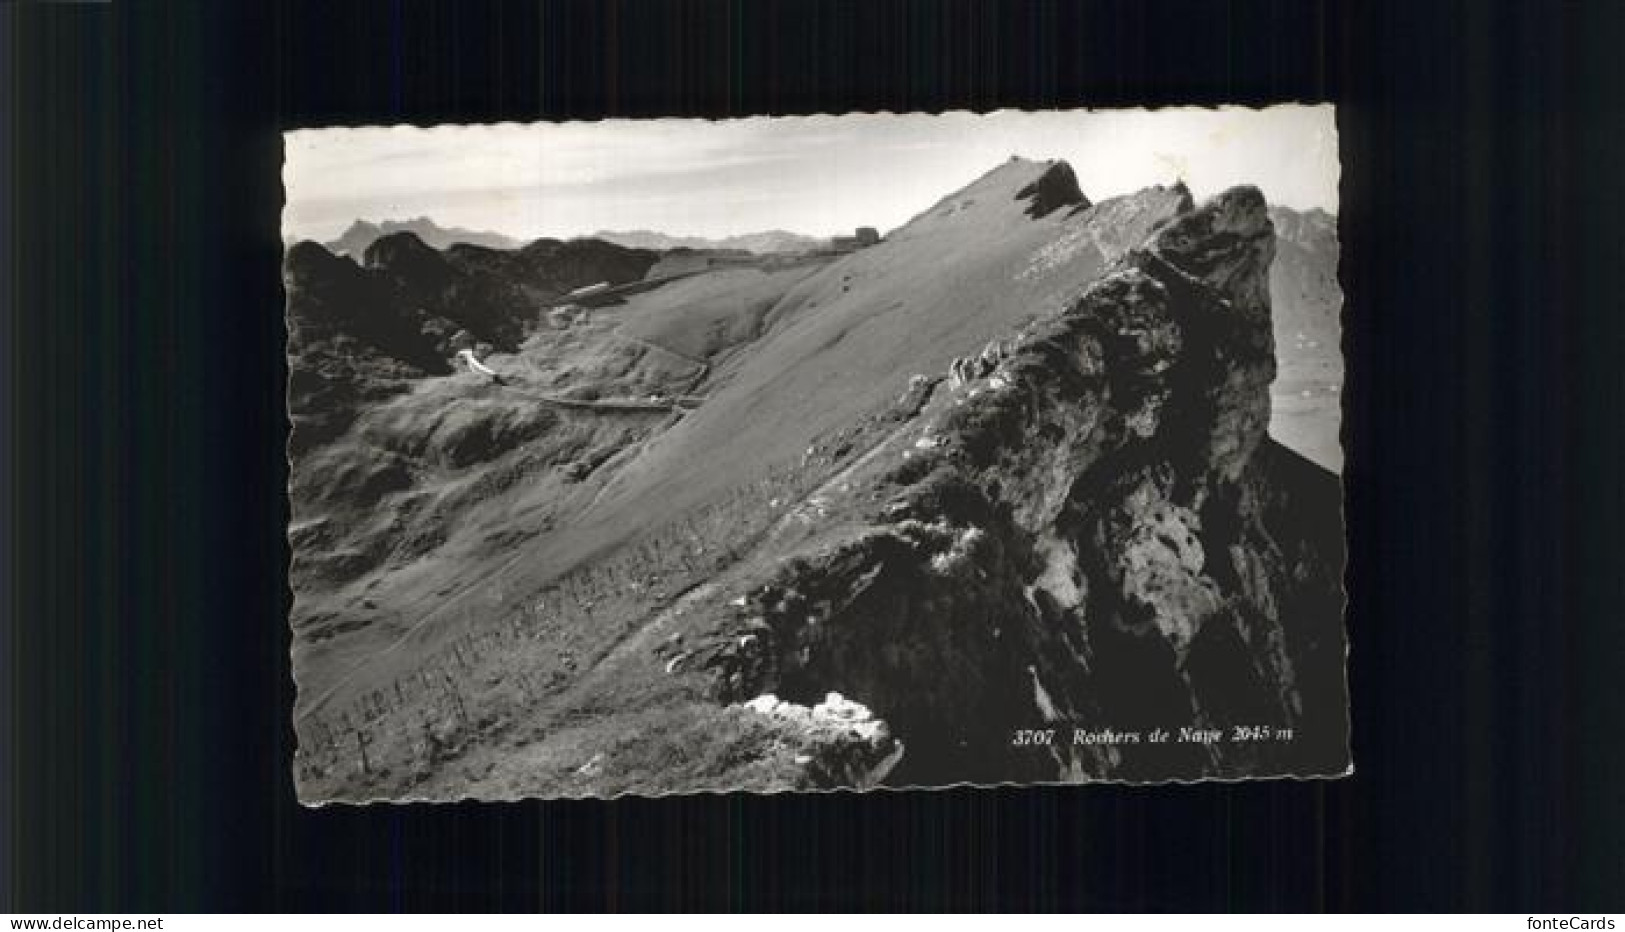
[3,0,1621,912]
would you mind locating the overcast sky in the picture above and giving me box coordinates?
[283,105,1338,244]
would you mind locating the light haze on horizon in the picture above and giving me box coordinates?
[283,106,1338,245]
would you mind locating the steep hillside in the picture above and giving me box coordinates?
[1266,205,1343,471]
[288,159,1347,802]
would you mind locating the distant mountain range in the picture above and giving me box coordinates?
[1266,204,1340,348]
[324,219,521,258]
[588,229,826,254]
[315,219,828,259]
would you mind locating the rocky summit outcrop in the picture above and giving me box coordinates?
[1014,159,1091,219]
[739,692,904,788]
[702,187,1346,785]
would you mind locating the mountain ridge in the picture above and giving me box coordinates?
[325,218,521,258]
[588,229,827,254]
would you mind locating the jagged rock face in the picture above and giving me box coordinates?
[1130,186,1277,485]
[714,187,1346,784]
[1142,184,1275,327]
[737,692,903,788]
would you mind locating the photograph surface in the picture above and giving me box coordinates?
[283,106,1348,803]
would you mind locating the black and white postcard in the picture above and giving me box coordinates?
[283,106,1349,803]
